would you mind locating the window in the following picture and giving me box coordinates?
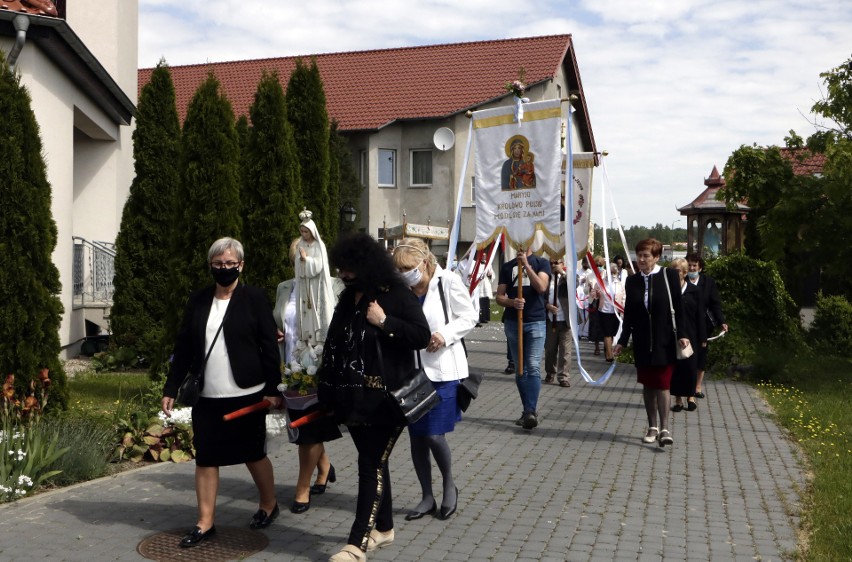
[359,150,368,187]
[409,149,433,187]
[378,149,396,187]
[470,175,476,205]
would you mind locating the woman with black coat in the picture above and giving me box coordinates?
[669,258,706,412]
[161,237,283,547]
[614,238,689,448]
[319,233,431,562]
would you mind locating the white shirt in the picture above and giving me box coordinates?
[201,297,264,398]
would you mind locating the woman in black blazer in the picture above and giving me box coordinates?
[614,239,689,448]
[319,233,431,562]
[161,238,283,548]
[669,258,706,412]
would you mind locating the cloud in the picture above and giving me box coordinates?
[138,0,852,229]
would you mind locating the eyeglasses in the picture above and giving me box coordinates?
[210,260,241,269]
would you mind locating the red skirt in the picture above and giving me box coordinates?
[636,364,674,390]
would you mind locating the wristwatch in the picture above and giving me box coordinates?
[379,316,387,329]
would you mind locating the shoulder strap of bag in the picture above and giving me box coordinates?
[437,277,468,356]
[199,290,234,378]
[662,270,678,336]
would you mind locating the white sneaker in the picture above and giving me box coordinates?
[366,528,394,551]
[642,427,659,443]
[329,544,367,562]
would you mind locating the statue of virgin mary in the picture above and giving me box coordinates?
[294,209,336,345]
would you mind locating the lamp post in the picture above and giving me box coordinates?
[340,202,357,230]
[671,219,682,248]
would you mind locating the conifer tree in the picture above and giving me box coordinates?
[0,53,65,403]
[242,71,302,301]
[163,73,242,348]
[111,61,180,369]
[329,120,363,236]
[286,58,333,238]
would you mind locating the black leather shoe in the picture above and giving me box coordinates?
[438,487,458,520]
[290,500,310,514]
[310,464,336,495]
[404,500,437,521]
[249,503,279,529]
[179,525,215,548]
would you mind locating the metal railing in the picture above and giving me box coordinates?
[72,237,115,307]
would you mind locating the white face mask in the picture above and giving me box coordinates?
[401,263,423,287]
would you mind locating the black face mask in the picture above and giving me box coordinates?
[211,266,240,287]
[341,277,365,291]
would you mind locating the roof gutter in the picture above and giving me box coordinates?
[7,14,30,72]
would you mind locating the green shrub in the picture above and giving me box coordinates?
[704,253,805,376]
[808,292,852,353]
[41,415,114,485]
[90,346,144,372]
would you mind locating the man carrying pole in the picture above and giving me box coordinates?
[496,246,550,429]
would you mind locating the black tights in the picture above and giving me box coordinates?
[642,386,671,431]
[409,434,457,511]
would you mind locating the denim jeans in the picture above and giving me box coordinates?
[504,320,546,415]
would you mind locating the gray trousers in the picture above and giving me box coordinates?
[544,319,572,383]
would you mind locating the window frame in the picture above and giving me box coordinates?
[409,148,433,188]
[378,148,397,188]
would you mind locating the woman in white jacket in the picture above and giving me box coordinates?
[393,238,478,522]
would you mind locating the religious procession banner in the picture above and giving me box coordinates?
[473,99,563,257]
[568,152,596,256]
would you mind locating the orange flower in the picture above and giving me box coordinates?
[23,394,40,413]
[2,374,14,400]
[39,368,51,386]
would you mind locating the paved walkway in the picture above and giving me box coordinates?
[0,322,804,561]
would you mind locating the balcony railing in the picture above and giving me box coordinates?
[72,237,115,307]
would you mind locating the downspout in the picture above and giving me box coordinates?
[7,15,31,72]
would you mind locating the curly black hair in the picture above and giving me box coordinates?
[329,232,404,290]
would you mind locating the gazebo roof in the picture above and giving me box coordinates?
[678,166,749,215]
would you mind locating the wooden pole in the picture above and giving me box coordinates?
[517,248,524,376]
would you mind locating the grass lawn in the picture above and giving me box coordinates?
[755,354,852,561]
[66,370,151,418]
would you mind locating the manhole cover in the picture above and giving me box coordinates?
[137,527,269,561]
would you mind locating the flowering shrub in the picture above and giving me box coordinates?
[1,372,69,502]
[113,406,194,463]
[281,341,323,395]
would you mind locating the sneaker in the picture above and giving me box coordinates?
[514,416,524,426]
[522,412,538,430]
[504,363,515,374]
[367,528,394,551]
[642,427,659,443]
[329,544,366,562]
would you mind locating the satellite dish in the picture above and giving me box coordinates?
[433,127,455,151]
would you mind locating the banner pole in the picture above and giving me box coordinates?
[517,247,524,376]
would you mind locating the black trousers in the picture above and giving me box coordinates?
[346,424,404,551]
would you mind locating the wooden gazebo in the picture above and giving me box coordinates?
[677,166,749,256]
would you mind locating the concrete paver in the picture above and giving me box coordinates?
[0,322,804,561]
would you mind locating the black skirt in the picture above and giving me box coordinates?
[192,391,268,467]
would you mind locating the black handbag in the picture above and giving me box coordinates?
[437,278,483,412]
[457,369,483,412]
[375,338,439,425]
[176,306,229,407]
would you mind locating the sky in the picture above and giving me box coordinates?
[138,0,852,229]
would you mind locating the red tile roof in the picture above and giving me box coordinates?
[0,0,60,17]
[779,148,826,176]
[139,34,587,134]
